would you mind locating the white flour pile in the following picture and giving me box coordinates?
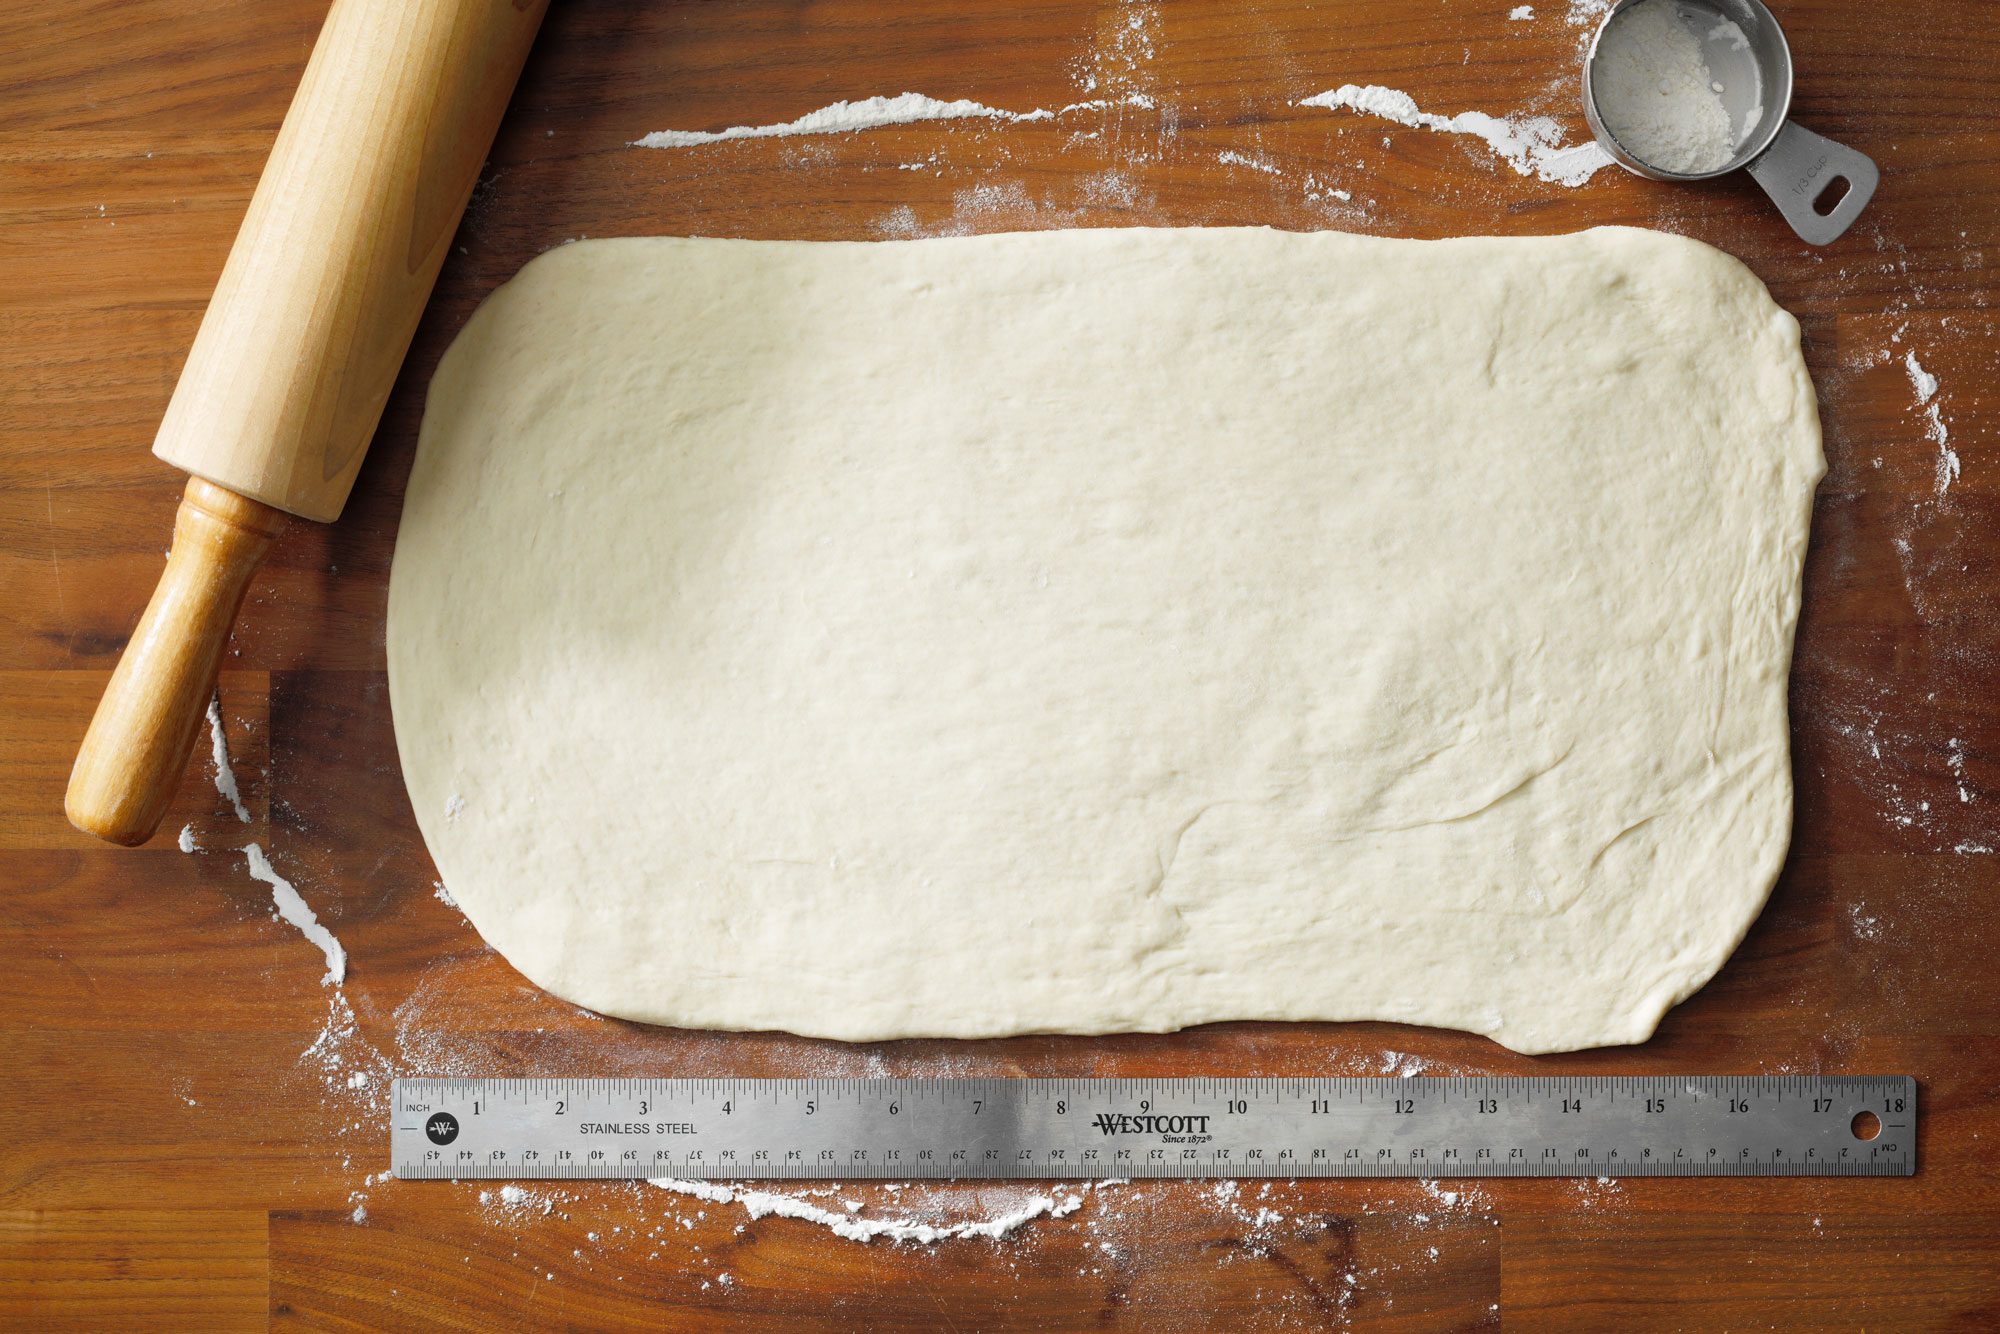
[1589,0,1737,173]
[1298,84,1614,187]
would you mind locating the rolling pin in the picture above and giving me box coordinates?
[65,0,549,845]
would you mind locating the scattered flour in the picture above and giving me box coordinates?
[1920,412,1952,496]
[1509,5,1535,18]
[297,987,396,1158]
[1821,680,1982,848]
[1947,739,1974,805]
[1301,171,1357,207]
[1298,84,1614,186]
[198,697,350,987]
[195,696,352,988]
[1419,1179,1479,1214]
[648,1177,1096,1245]
[244,843,347,985]
[1200,1179,1309,1262]
[1566,0,1616,29]
[481,1183,558,1218]
[1589,0,1737,174]
[1077,0,1169,126]
[1903,350,1939,405]
[1902,351,1958,494]
[632,92,1146,149]
[1216,149,1282,176]
[1380,1051,1430,1077]
[206,695,251,822]
[1571,1175,1627,1209]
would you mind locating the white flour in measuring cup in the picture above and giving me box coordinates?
[1590,0,1745,174]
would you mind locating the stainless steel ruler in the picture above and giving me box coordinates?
[390,1076,1915,1181]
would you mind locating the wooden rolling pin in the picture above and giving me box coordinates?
[65,0,549,845]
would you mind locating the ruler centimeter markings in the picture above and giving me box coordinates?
[389,1076,1916,1181]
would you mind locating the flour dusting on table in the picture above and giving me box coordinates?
[1216,149,1283,177]
[631,92,1147,150]
[1903,350,1959,494]
[1903,351,1939,405]
[206,693,251,822]
[1566,0,1616,29]
[244,842,347,985]
[190,695,351,985]
[649,1177,1099,1245]
[1380,1050,1430,1077]
[1298,84,1614,186]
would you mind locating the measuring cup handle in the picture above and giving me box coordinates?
[1745,122,1879,246]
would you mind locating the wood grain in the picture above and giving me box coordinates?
[0,1209,268,1330]
[2,0,1997,1328]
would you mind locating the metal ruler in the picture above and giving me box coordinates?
[390,1076,1915,1180]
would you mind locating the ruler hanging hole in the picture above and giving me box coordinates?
[1850,1110,1882,1141]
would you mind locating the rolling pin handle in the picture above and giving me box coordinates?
[65,477,286,846]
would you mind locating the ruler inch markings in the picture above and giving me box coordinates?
[389,1076,1915,1181]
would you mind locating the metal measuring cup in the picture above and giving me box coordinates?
[1582,0,1878,245]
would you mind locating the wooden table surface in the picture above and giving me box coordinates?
[4,0,1997,1327]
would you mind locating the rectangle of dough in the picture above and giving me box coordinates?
[388,227,1822,1053]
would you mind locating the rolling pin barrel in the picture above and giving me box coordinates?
[65,0,548,844]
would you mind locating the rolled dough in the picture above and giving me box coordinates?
[388,226,1822,1054]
